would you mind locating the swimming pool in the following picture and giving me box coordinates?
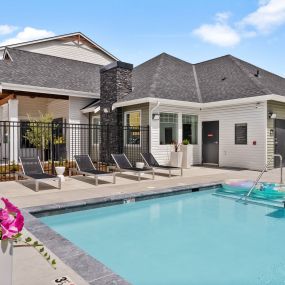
[41,188,285,285]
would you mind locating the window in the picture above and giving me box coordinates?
[160,113,178,144]
[182,115,198,144]
[125,111,141,145]
[235,123,247,144]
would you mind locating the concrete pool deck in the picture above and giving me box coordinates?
[0,166,283,285]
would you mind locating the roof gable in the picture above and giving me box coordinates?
[0,32,118,65]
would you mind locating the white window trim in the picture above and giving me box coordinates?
[159,112,179,145]
[124,110,142,146]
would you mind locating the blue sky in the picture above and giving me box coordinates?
[0,0,285,76]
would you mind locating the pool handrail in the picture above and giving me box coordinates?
[243,154,283,200]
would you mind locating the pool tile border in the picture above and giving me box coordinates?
[23,182,221,285]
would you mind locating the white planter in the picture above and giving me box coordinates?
[0,240,13,285]
[170,151,183,167]
[181,144,194,169]
[136,162,145,169]
[55,166,66,182]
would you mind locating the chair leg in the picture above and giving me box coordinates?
[152,170,155,180]
[181,168,183,176]
[69,169,72,177]
[15,173,18,181]
[169,169,172,178]
[95,176,98,186]
[35,180,39,192]
[138,172,141,181]
[113,173,116,184]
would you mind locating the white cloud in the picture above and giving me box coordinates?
[0,27,55,46]
[241,0,285,33]
[215,12,231,23]
[193,23,240,47]
[0,25,17,35]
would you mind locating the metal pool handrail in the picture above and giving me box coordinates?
[243,154,283,200]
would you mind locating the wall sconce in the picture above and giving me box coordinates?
[152,113,160,120]
[270,129,274,136]
[268,112,277,119]
[255,102,261,109]
[103,107,110,113]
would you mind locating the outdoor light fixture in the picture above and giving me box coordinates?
[103,107,110,113]
[255,102,261,109]
[268,112,277,119]
[152,113,160,120]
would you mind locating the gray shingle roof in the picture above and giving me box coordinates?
[123,53,285,103]
[0,48,102,94]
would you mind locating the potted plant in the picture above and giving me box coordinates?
[0,198,56,285]
[55,158,66,182]
[170,141,183,167]
[0,198,24,285]
[181,139,194,169]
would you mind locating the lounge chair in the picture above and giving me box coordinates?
[111,153,154,181]
[72,155,116,185]
[17,156,61,192]
[141,152,183,177]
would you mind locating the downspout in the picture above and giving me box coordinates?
[149,101,160,154]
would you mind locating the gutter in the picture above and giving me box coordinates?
[1,82,100,99]
[112,94,284,109]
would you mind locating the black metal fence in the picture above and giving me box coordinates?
[0,121,149,181]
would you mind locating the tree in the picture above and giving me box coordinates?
[24,113,53,162]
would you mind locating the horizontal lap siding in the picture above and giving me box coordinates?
[151,102,266,170]
[19,40,114,65]
[267,101,285,168]
[151,104,200,165]
[68,97,92,160]
[200,103,267,170]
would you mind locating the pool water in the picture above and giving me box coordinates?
[41,189,285,285]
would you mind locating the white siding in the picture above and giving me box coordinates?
[150,104,200,165]
[0,103,9,120]
[150,102,267,170]
[68,97,92,160]
[68,97,91,124]
[199,102,267,170]
[267,101,285,168]
[19,40,114,65]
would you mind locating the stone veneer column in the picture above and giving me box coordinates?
[100,61,133,164]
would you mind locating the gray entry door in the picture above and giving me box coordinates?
[202,121,219,164]
[275,119,285,167]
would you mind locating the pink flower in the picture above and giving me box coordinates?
[1,197,20,214]
[0,197,24,240]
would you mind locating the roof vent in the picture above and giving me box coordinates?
[221,77,227,81]
[254,70,260,78]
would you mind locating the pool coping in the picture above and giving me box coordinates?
[22,181,221,285]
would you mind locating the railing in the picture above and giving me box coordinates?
[0,121,149,181]
[243,154,283,200]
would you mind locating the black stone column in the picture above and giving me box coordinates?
[100,61,133,164]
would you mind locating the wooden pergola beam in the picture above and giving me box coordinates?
[0,94,16,106]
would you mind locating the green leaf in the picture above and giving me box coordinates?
[39,247,44,253]
[25,237,32,242]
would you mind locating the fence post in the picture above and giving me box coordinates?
[51,121,55,174]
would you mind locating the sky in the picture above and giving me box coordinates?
[0,0,285,76]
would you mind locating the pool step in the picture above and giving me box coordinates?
[213,192,285,208]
